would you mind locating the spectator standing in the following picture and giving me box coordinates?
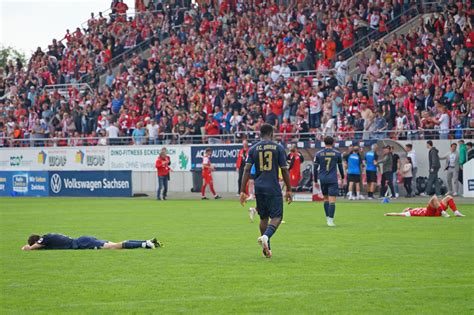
[146,119,159,145]
[155,150,171,200]
[405,144,417,196]
[107,121,120,145]
[391,146,401,198]
[204,114,220,143]
[236,140,249,195]
[379,145,396,199]
[132,122,146,145]
[440,143,460,196]
[422,141,441,196]
[401,157,413,198]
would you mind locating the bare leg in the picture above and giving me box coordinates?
[384,213,407,216]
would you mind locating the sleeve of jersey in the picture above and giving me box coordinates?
[37,235,47,245]
[337,154,345,180]
[278,145,288,168]
[246,147,255,166]
[313,155,319,182]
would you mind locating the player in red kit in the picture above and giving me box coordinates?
[287,144,304,189]
[201,147,221,200]
[384,195,465,217]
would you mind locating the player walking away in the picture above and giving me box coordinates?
[313,136,345,227]
[236,140,249,195]
[287,144,304,190]
[21,233,162,250]
[155,150,171,200]
[201,147,222,200]
[379,145,396,199]
[345,146,364,200]
[384,195,465,217]
[365,144,378,200]
[240,124,292,258]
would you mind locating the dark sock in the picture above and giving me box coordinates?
[324,201,329,217]
[264,224,277,239]
[267,239,271,250]
[368,192,373,198]
[329,203,336,218]
[122,240,145,249]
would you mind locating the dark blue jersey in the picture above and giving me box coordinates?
[37,233,74,250]
[313,148,344,184]
[246,140,288,195]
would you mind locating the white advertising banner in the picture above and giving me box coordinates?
[1,145,191,172]
[0,147,110,171]
[108,145,191,172]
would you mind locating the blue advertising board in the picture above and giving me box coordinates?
[0,171,49,197]
[48,171,132,197]
[191,145,242,171]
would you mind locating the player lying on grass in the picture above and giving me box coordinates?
[240,123,292,258]
[21,233,162,250]
[384,195,465,217]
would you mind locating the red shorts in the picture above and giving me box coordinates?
[408,205,439,217]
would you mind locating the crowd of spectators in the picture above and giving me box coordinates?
[0,0,473,147]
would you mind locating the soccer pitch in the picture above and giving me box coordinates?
[1,198,473,314]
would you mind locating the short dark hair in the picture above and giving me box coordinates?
[28,234,41,246]
[467,142,473,147]
[406,144,412,149]
[260,123,274,138]
[427,140,433,147]
[451,143,457,148]
[324,136,334,146]
[205,147,212,153]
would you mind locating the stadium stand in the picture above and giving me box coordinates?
[0,0,473,147]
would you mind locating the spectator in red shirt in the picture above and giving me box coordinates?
[155,149,171,200]
[204,113,220,140]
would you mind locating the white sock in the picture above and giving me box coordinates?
[356,192,360,197]
[328,217,333,224]
[454,210,462,215]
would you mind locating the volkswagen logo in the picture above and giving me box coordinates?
[50,173,62,193]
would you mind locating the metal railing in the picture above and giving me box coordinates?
[1,128,472,148]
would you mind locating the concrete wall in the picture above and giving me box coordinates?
[133,171,239,195]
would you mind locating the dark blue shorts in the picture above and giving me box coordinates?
[320,183,339,196]
[73,236,108,249]
[256,194,283,219]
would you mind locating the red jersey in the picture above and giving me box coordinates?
[408,205,441,217]
[155,156,170,177]
[202,155,213,178]
[236,148,248,170]
[288,152,304,187]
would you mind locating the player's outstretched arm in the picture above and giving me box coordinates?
[281,167,293,204]
[240,164,252,206]
[21,243,44,250]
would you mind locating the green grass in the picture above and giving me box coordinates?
[1,198,473,314]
